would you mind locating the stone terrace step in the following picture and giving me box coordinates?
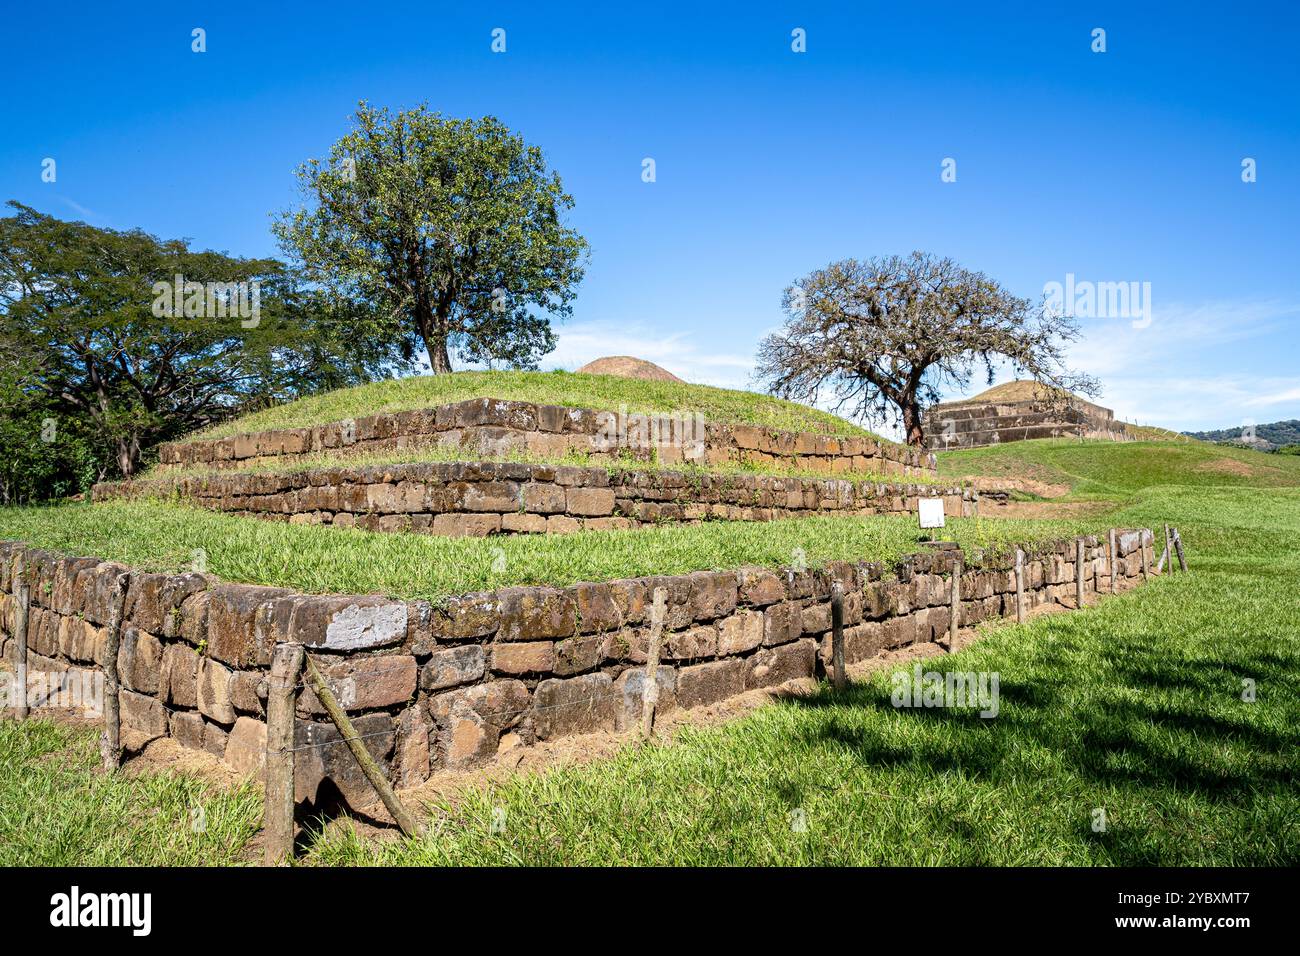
[158,397,937,478]
[94,460,976,537]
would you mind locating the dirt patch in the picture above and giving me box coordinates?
[968,475,1072,498]
[1194,458,1258,478]
[980,499,1113,520]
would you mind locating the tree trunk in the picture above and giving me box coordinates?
[116,435,140,479]
[900,399,926,448]
[426,336,452,375]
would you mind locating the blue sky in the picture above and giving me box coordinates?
[3,1,1297,437]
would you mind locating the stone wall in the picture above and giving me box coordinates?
[157,397,938,478]
[0,530,1153,809]
[924,398,1131,451]
[93,462,976,537]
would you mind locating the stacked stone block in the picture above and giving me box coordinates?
[155,397,937,478]
[94,461,975,536]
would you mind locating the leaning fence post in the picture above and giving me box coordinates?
[1013,549,1025,624]
[99,573,130,771]
[830,581,846,690]
[1173,527,1188,572]
[949,555,962,649]
[1109,529,1119,594]
[13,584,30,719]
[1075,537,1086,607]
[303,656,425,839]
[264,642,305,866]
[641,587,667,738]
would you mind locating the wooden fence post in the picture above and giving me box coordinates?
[13,584,30,719]
[99,573,130,771]
[1014,550,1025,624]
[830,582,846,690]
[303,656,425,839]
[264,643,305,866]
[1161,523,1173,573]
[949,555,962,649]
[1140,529,1150,582]
[641,587,667,738]
[1075,537,1086,607]
[1109,529,1119,594]
[1173,528,1188,572]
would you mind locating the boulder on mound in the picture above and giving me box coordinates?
[576,355,683,383]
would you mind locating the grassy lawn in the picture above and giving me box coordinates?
[188,369,885,442]
[0,500,1092,602]
[0,720,261,866]
[938,437,1300,498]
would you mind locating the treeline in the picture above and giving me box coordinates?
[1183,420,1300,452]
[0,201,419,503]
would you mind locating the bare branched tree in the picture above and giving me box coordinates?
[756,252,1099,447]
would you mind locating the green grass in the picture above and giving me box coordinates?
[188,369,883,442]
[938,437,1300,498]
[0,720,261,866]
[0,500,1092,602]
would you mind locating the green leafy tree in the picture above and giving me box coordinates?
[0,202,411,481]
[273,102,589,374]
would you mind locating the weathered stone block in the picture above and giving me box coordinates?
[421,644,487,691]
[490,640,556,675]
[763,601,801,646]
[611,666,677,731]
[301,654,417,713]
[429,680,530,768]
[676,658,745,709]
[746,639,817,690]
[737,567,785,607]
[553,634,608,675]
[161,642,199,708]
[197,656,237,724]
[532,673,615,739]
[295,713,394,810]
[225,716,268,776]
[120,689,168,746]
[497,587,576,640]
[716,610,763,656]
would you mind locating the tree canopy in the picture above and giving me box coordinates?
[273,102,589,374]
[0,201,410,481]
[756,252,1098,447]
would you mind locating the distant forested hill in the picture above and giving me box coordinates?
[1183,420,1300,449]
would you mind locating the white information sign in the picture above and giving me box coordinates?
[918,497,945,530]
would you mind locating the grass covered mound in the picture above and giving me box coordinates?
[0,500,1098,602]
[937,437,1300,498]
[187,369,885,443]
